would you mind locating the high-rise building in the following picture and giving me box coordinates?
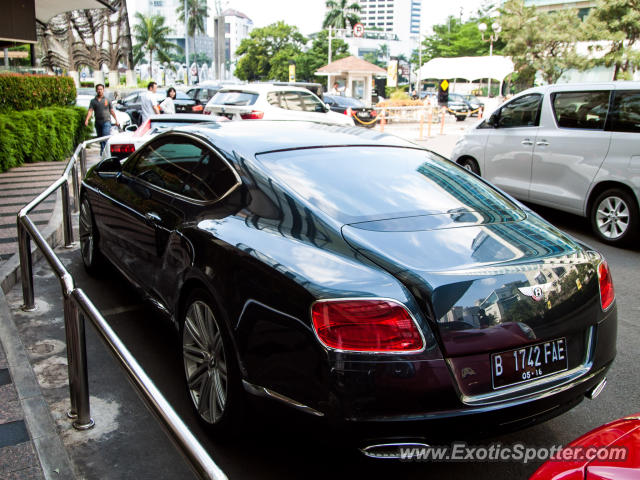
[207,8,253,76]
[356,0,421,37]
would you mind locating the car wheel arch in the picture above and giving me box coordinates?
[456,156,481,175]
[586,181,639,217]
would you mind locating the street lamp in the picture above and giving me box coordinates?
[478,22,501,97]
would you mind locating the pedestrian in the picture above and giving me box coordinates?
[84,84,119,155]
[141,81,161,124]
[160,87,176,114]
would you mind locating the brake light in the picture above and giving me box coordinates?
[192,104,204,112]
[133,119,150,137]
[203,110,212,115]
[240,110,264,119]
[597,261,615,310]
[311,299,423,352]
[110,143,135,155]
[343,109,349,115]
[371,110,377,117]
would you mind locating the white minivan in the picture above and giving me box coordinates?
[450,82,640,246]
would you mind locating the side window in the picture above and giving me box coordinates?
[552,91,610,130]
[266,91,281,107]
[186,89,197,99]
[281,91,304,111]
[126,138,206,194]
[299,91,325,112]
[497,94,542,128]
[181,152,238,201]
[609,91,640,133]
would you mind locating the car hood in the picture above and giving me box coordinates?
[342,212,602,361]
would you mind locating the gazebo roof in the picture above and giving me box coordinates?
[316,55,387,76]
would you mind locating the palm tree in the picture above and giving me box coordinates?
[177,0,209,76]
[132,13,180,78]
[322,0,361,30]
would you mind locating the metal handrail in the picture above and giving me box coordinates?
[17,138,227,480]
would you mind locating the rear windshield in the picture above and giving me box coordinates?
[148,120,215,131]
[211,91,258,106]
[257,147,522,223]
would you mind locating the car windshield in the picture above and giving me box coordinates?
[257,147,522,223]
[211,91,259,106]
[329,96,365,108]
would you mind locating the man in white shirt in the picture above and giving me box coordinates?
[140,81,160,124]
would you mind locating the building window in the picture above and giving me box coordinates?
[225,23,230,33]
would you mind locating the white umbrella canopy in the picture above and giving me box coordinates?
[418,56,514,82]
[35,0,112,24]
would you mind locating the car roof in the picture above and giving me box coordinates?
[173,120,415,157]
[148,113,219,121]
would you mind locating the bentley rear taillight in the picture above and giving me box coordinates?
[110,143,135,155]
[597,260,615,311]
[311,299,423,353]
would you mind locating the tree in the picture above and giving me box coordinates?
[132,13,180,78]
[322,0,361,29]
[235,22,307,81]
[584,0,640,80]
[500,0,585,85]
[421,16,504,62]
[295,29,349,82]
[177,0,208,73]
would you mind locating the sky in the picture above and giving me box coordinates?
[225,0,487,36]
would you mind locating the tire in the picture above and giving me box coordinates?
[79,196,103,274]
[456,115,466,122]
[590,188,639,246]
[181,289,244,433]
[457,157,480,175]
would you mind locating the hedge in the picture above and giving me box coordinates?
[0,73,76,114]
[0,107,92,172]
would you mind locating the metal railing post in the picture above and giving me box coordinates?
[18,221,36,311]
[63,295,79,419]
[80,144,87,179]
[71,162,80,213]
[70,306,94,430]
[61,180,74,248]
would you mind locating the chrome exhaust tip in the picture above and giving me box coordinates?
[586,377,607,400]
[360,442,431,459]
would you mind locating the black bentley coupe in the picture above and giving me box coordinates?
[79,121,616,452]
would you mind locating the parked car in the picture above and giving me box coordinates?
[448,93,474,121]
[185,84,223,105]
[80,121,616,447]
[271,81,325,99]
[531,412,640,479]
[323,94,377,128]
[203,84,354,126]
[450,82,640,246]
[75,95,132,133]
[116,89,204,125]
[103,113,226,159]
[462,94,485,116]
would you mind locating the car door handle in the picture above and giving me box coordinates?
[536,140,549,146]
[145,212,162,224]
[521,139,534,146]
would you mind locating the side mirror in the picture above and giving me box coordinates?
[96,156,122,178]
[125,124,138,132]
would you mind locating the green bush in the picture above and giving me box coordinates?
[0,107,92,172]
[0,73,76,113]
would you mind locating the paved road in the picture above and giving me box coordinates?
[7,202,635,479]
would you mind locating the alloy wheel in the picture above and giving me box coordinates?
[595,196,629,240]
[183,300,228,424]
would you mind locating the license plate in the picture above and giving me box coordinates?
[491,338,568,389]
[357,112,370,118]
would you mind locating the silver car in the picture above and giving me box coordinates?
[451,82,640,246]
